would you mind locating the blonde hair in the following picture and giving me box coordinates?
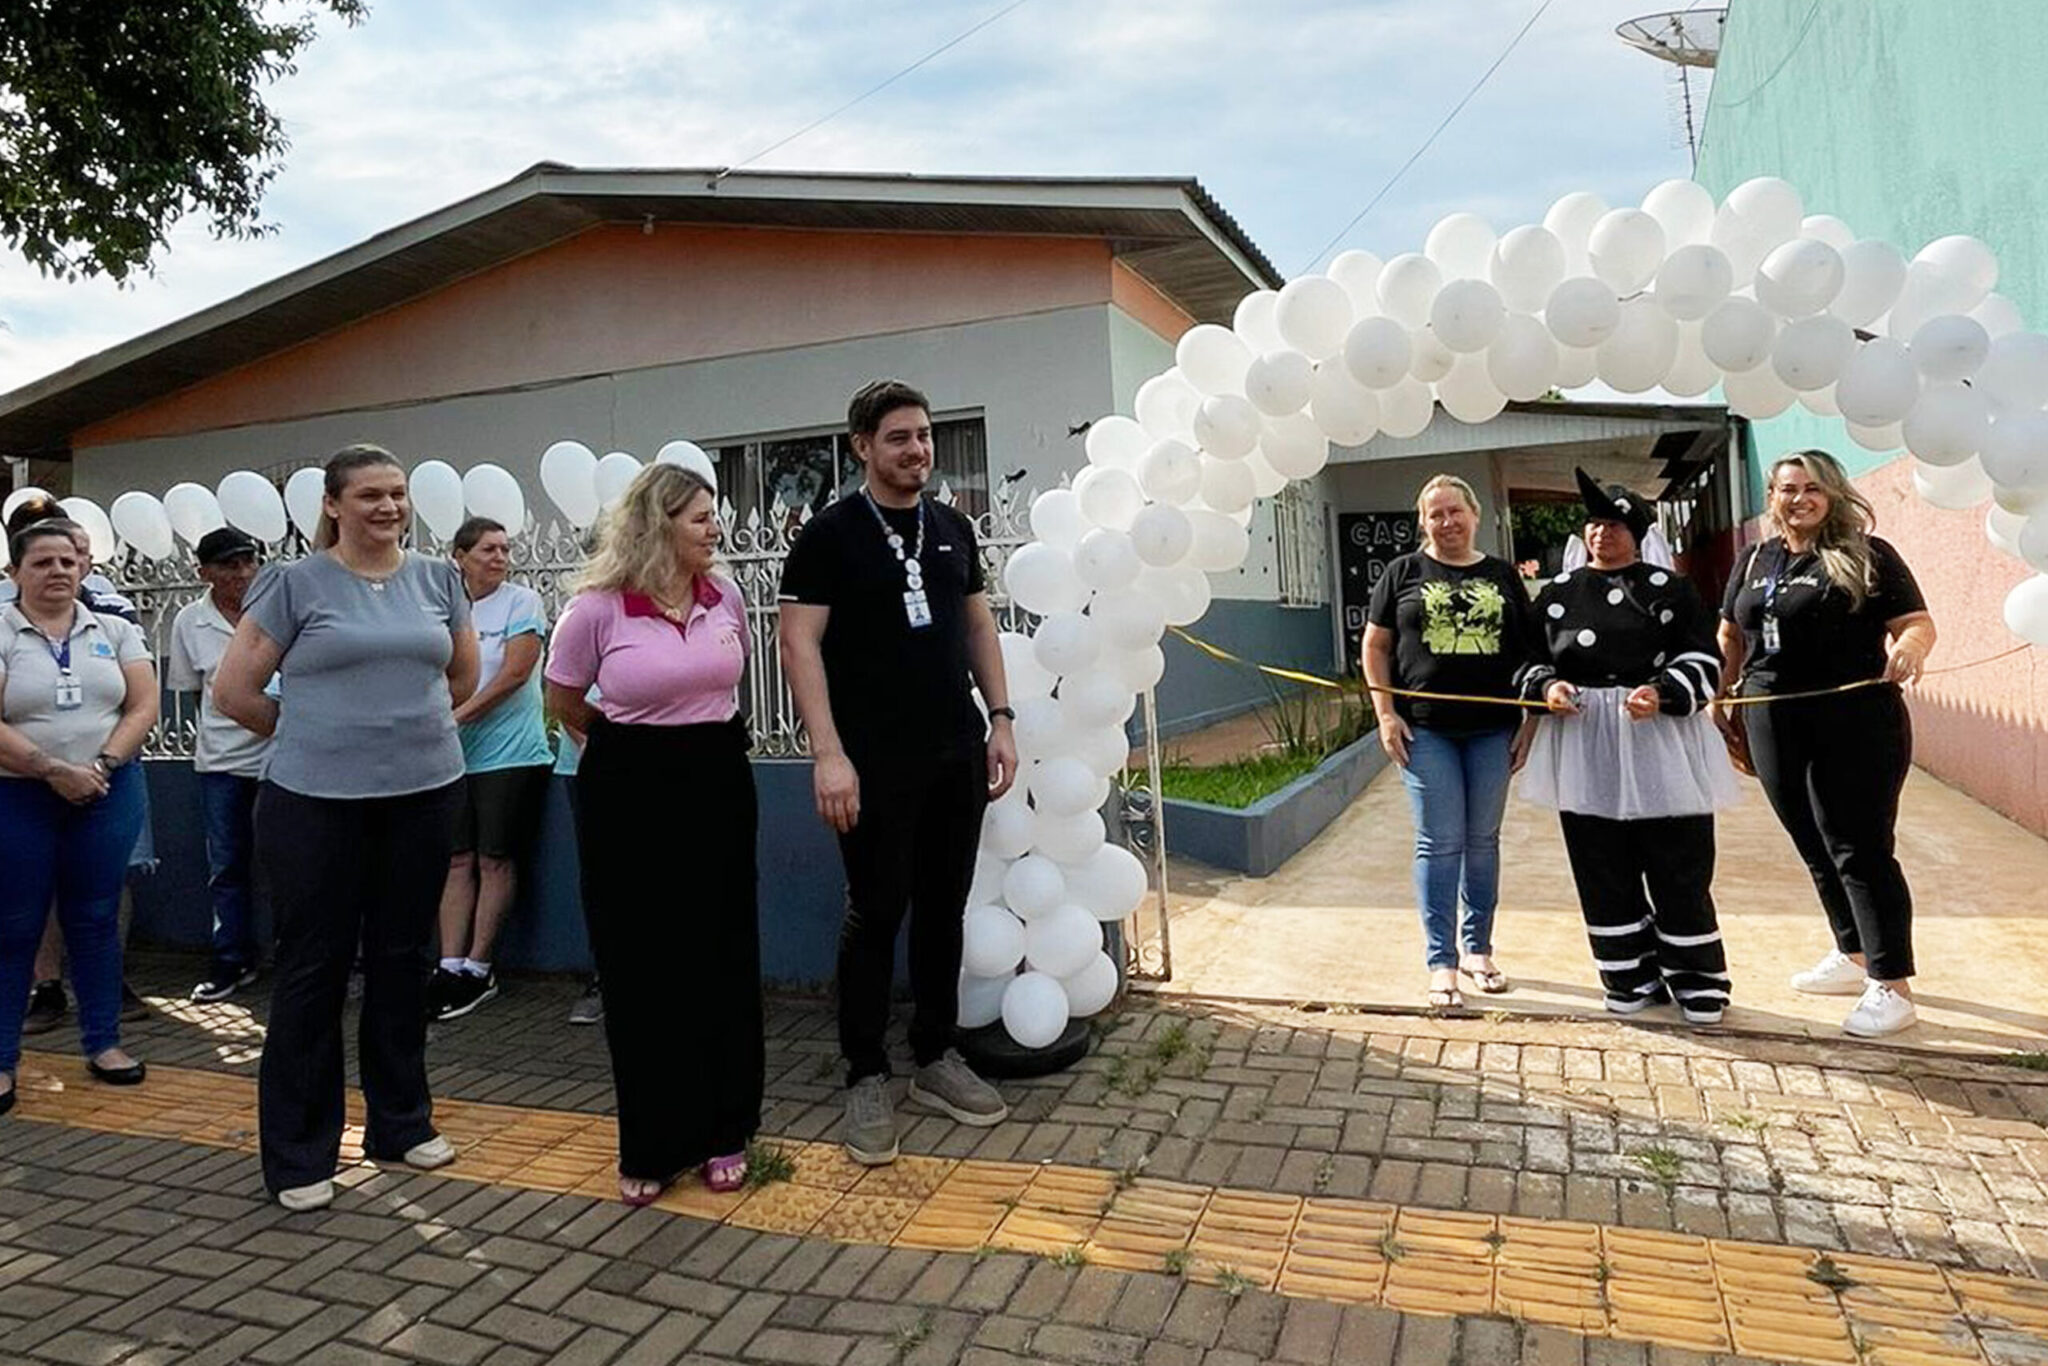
[1414,474,1482,551]
[1767,449,1876,610]
[573,463,718,596]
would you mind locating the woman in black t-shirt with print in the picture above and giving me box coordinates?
[1717,449,1936,1039]
[1363,474,1536,1009]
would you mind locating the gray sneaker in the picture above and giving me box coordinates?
[843,1075,899,1166]
[909,1050,1009,1127]
[567,978,603,1026]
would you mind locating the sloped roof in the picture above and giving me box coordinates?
[0,164,1282,456]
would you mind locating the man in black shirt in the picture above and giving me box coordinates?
[779,380,1020,1165]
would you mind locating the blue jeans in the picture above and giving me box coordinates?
[200,772,261,971]
[0,765,145,1073]
[1397,726,1513,971]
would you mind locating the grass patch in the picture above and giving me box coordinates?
[1807,1254,1858,1291]
[2006,1051,2048,1072]
[1162,1248,1191,1277]
[743,1140,797,1189]
[1138,751,1326,809]
[1723,1111,1773,1136]
[1213,1267,1257,1299]
[1628,1146,1684,1194]
[1050,1245,1089,1270]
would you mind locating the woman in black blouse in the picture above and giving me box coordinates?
[1517,469,1740,1024]
[1716,449,1935,1038]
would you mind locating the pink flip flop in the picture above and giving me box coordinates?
[703,1153,748,1193]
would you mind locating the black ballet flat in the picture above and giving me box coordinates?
[87,1057,147,1086]
[0,1080,14,1116]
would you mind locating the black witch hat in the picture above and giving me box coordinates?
[1574,467,1654,543]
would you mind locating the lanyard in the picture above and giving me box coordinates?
[859,489,925,568]
[1761,541,1796,616]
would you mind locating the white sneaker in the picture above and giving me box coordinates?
[402,1136,456,1170]
[1790,950,1868,996]
[277,1179,334,1212]
[1843,983,1917,1037]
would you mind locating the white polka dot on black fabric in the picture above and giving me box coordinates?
[1606,588,1624,606]
[1650,571,1670,586]
[1576,628,1597,647]
[1553,572,1571,585]
[1547,603,1565,619]
[1654,652,1666,667]
[1659,609,1674,624]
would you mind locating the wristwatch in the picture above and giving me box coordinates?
[95,751,124,773]
[987,706,1017,722]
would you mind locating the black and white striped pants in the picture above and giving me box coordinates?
[1558,812,1729,1010]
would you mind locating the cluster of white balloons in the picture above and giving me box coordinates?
[535,439,719,531]
[4,471,291,565]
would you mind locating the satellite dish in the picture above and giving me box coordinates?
[1616,9,1725,68]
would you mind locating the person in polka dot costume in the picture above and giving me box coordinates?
[1515,469,1741,1025]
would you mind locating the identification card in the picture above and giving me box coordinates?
[1760,612,1781,654]
[904,590,932,629]
[55,675,83,710]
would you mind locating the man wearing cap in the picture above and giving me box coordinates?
[167,528,273,1002]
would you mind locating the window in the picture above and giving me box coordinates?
[715,415,989,539]
[1275,482,1328,608]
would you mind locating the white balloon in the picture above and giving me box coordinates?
[1544,277,1621,349]
[1771,314,1857,391]
[1023,904,1101,979]
[1231,290,1286,355]
[593,451,642,510]
[1424,212,1496,281]
[1755,238,1845,318]
[1989,504,2027,557]
[1845,420,1903,454]
[1135,440,1203,507]
[1994,483,2048,517]
[1084,416,1150,472]
[1128,502,1193,567]
[1971,291,2025,339]
[1274,276,1353,360]
[1902,383,1989,467]
[654,440,717,490]
[162,483,225,545]
[1327,249,1385,314]
[1721,364,1797,419]
[1429,279,1506,354]
[461,462,526,537]
[1001,855,1067,920]
[1408,326,1456,384]
[1542,192,1609,275]
[1029,755,1101,820]
[1554,345,1598,391]
[1061,668,1137,727]
[1111,642,1166,692]
[1596,298,1679,394]
[539,440,601,528]
[56,498,115,563]
[1011,695,1071,760]
[1064,842,1148,921]
[1137,564,1212,626]
[1723,177,1805,241]
[2,487,52,525]
[1700,297,1777,373]
[1184,509,1251,573]
[1197,456,1256,516]
[1798,383,1842,418]
[1033,807,1107,864]
[1909,314,1991,382]
[1090,590,1166,655]
[2002,574,2048,647]
[1343,316,1415,389]
[968,852,1008,908]
[1176,324,1253,395]
[1135,369,1200,441]
[1192,393,1263,460]
[2017,511,2048,574]
[1975,332,2048,410]
[1436,353,1507,423]
[1911,456,1993,510]
[284,467,326,542]
[1003,541,1089,615]
[1486,314,1560,401]
[1587,209,1665,293]
[1074,466,1145,531]
[1308,363,1381,446]
[1376,253,1443,328]
[962,904,1026,977]
[1243,350,1315,417]
[1835,338,1921,428]
[1059,952,1120,1017]
[1260,412,1330,480]
[1029,487,1091,550]
[1830,239,1911,328]
[1662,325,1719,398]
[999,630,1057,700]
[1799,214,1856,250]
[1000,972,1071,1048]
[958,972,1011,1029]
[1642,178,1717,248]
[218,470,289,543]
[1032,611,1103,677]
[1916,235,2000,305]
[1073,527,1142,591]
[1981,411,2048,492]
[1654,245,1734,321]
[1071,720,1133,778]
[109,491,176,560]
[1378,378,1435,438]
[1489,224,1567,314]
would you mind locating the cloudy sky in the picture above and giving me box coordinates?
[0,0,1708,393]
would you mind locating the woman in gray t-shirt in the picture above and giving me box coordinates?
[216,444,479,1212]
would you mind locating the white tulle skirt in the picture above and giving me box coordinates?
[1518,685,1743,820]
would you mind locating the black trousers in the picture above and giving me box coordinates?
[255,779,459,1193]
[576,716,763,1180]
[837,751,988,1081]
[1746,685,1915,981]
[1558,811,1729,1010]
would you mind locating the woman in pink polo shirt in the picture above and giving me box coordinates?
[543,463,761,1205]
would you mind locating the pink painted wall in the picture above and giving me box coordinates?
[1110,261,1196,344]
[80,225,1118,447]
[1857,459,2048,837]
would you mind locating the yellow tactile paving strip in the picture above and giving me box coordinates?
[13,1051,2047,1366]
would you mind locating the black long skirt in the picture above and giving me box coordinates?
[575,713,764,1180]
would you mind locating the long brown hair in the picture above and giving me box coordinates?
[314,443,405,550]
[1767,449,1877,610]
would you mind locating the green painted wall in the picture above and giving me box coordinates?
[1695,0,2048,482]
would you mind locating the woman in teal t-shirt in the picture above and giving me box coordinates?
[432,517,553,1023]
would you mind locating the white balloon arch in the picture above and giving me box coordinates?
[43,176,2048,1049]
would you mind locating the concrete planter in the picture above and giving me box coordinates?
[1162,733,1390,877]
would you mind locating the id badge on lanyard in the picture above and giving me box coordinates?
[904,590,933,629]
[47,632,83,709]
[1760,545,1788,656]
